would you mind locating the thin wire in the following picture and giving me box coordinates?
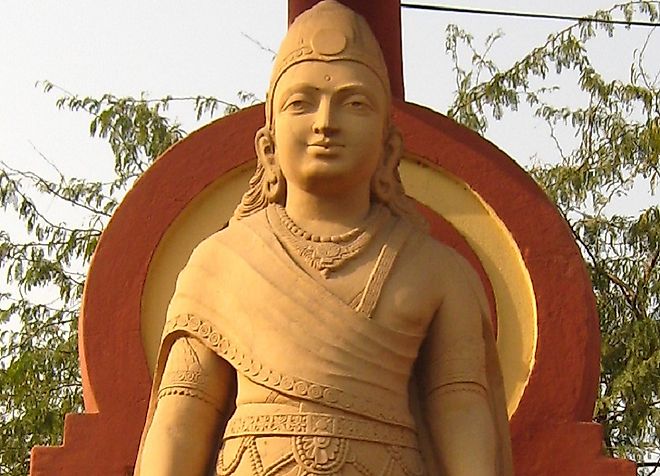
[401,3,660,28]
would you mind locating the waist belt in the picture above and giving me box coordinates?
[224,408,418,448]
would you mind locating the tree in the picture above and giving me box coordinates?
[1,2,658,475]
[0,88,253,476]
[445,1,660,471]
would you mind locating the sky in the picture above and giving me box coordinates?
[0,0,658,205]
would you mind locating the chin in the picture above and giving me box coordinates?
[299,171,370,195]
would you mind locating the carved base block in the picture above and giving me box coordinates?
[513,422,636,476]
[30,413,140,476]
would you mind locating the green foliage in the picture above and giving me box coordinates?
[0,86,254,475]
[446,1,660,472]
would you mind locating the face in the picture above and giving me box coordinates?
[269,60,389,195]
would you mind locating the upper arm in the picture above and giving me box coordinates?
[418,251,489,396]
[416,251,504,476]
[157,335,235,413]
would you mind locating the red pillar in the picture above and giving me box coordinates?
[288,0,404,100]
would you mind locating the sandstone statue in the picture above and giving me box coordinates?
[135,2,512,475]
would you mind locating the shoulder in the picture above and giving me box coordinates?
[400,228,468,280]
[189,209,270,258]
[399,227,486,306]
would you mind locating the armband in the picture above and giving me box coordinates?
[425,381,488,400]
[157,385,222,410]
[156,336,225,411]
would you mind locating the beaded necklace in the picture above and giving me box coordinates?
[270,204,388,278]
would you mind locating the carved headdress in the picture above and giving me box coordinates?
[265,0,391,127]
[234,0,421,227]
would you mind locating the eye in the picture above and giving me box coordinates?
[287,100,306,111]
[343,95,372,112]
[282,94,312,113]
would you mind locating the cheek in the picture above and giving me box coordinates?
[355,120,386,152]
[275,117,308,146]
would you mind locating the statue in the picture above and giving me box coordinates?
[134,2,512,475]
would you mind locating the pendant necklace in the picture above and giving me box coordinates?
[270,204,388,278]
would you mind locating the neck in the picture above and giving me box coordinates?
[284,184,372,236]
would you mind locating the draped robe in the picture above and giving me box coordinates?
[137,208,513,475]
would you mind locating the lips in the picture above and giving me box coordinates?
[307,143,344,158]
[308,141,344,149]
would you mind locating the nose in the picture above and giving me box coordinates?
[312,98,338,135]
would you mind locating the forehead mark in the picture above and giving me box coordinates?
[324,74,332,82]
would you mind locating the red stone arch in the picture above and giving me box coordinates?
[29,100,634,475]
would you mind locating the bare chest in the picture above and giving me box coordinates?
[370,268,439,335]
[302,243,441,337]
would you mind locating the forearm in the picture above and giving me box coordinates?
[137,395,223,476]
[426,383,497,476]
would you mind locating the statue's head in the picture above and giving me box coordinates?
[234,0,419,223]
[264,0,390,129]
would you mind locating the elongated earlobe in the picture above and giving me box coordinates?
[372,126,403,203]
[255,127,286,203]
